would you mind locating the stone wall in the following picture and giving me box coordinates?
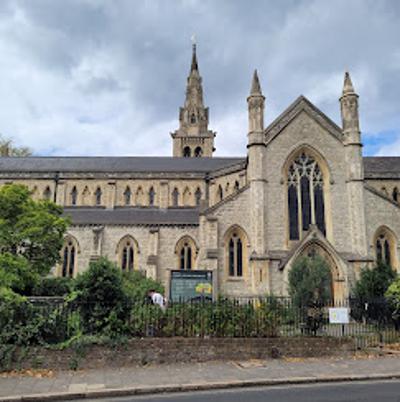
[7,337,356,371]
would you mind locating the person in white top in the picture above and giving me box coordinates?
[148,289,166,311]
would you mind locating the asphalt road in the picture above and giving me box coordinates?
[84,380,400,402]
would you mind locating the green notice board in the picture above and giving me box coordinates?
[170,270,213,302]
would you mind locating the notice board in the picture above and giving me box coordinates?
[170,270,213,302]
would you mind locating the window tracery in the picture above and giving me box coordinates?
[287,153,325,240]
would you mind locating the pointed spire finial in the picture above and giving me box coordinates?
[343,71,356,95]
[190,35,198,72]
[250,69,262,95]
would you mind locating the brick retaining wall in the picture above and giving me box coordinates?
[3,337,356,371]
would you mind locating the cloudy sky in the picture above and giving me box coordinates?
[0,0,399,157]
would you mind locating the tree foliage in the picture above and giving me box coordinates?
[74,258,130,334]
[0,184,68,294]
[0,134,32,157]
[353,262,396,301]
[386,277,400,312]
[288,255,332,307]
[122,270,164,303]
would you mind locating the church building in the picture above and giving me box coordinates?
[1,45,399,300]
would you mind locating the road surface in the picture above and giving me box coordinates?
[83,380,400,402]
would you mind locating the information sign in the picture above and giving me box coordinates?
[170,270,213,302]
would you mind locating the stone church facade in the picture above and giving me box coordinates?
[1,45,399,300]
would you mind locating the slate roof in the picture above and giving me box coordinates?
[0,156,245,174]
[1,155,400,178]
[63,207,200,226]
[363,157,400,178]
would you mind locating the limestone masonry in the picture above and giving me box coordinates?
[1,45,399,299]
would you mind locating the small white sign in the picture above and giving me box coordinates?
[328,308,349,324]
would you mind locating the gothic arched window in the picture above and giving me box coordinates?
[376,233,392,267]
[234,181,240,191]
[194,147,202,157]
[227,231,244,277]
[149,187,155,206]
[117,236,138,272]
[190,113,196,124]
[95,187,102,206]
[180,242,192,270]
[287,153,326,240]
[43,186,52,201]
[61,238,78,278]
[124,186,131,206]
[217,185,223,202]
[183,187,191,206]
[183,146,191,157]
[195,187,202,206]
[136,187,144,206]
[71,186,78,206]
[393,187,399,202]
[172,188,179,207]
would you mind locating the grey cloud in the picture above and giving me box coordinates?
[0,0,399,156]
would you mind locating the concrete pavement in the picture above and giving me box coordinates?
[1,354,400,401]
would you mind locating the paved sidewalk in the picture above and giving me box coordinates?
[1,354,400,401]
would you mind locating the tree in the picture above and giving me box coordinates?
[288,255,333,308]
[74,258,130,334]
[0,134,32,157]
[0,184,69,294]
[352,262,396,323]
[353,262,396,301]
[386,277,400,329]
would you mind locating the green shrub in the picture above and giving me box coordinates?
[351,262,396,323]
[74,258,130,335]
[354,262,396,301]
[0,288,69,346]
[288,255,332,308]
[122,270,164,303]
[32,277,74,297]
[385,277,400,329]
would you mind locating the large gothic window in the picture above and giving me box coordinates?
[61,238,78,277]
[287,153,326,240]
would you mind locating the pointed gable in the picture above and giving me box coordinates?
[264,95,344,145]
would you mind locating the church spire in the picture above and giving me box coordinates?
[171,43,216,157]
[342,71,355,95]
[250,69,262,96]
[247,69,265,134]
[191,42,198,72]
[340,71,360,141]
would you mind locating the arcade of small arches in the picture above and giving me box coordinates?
[68,184,203,208]
[183,145,203,158]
